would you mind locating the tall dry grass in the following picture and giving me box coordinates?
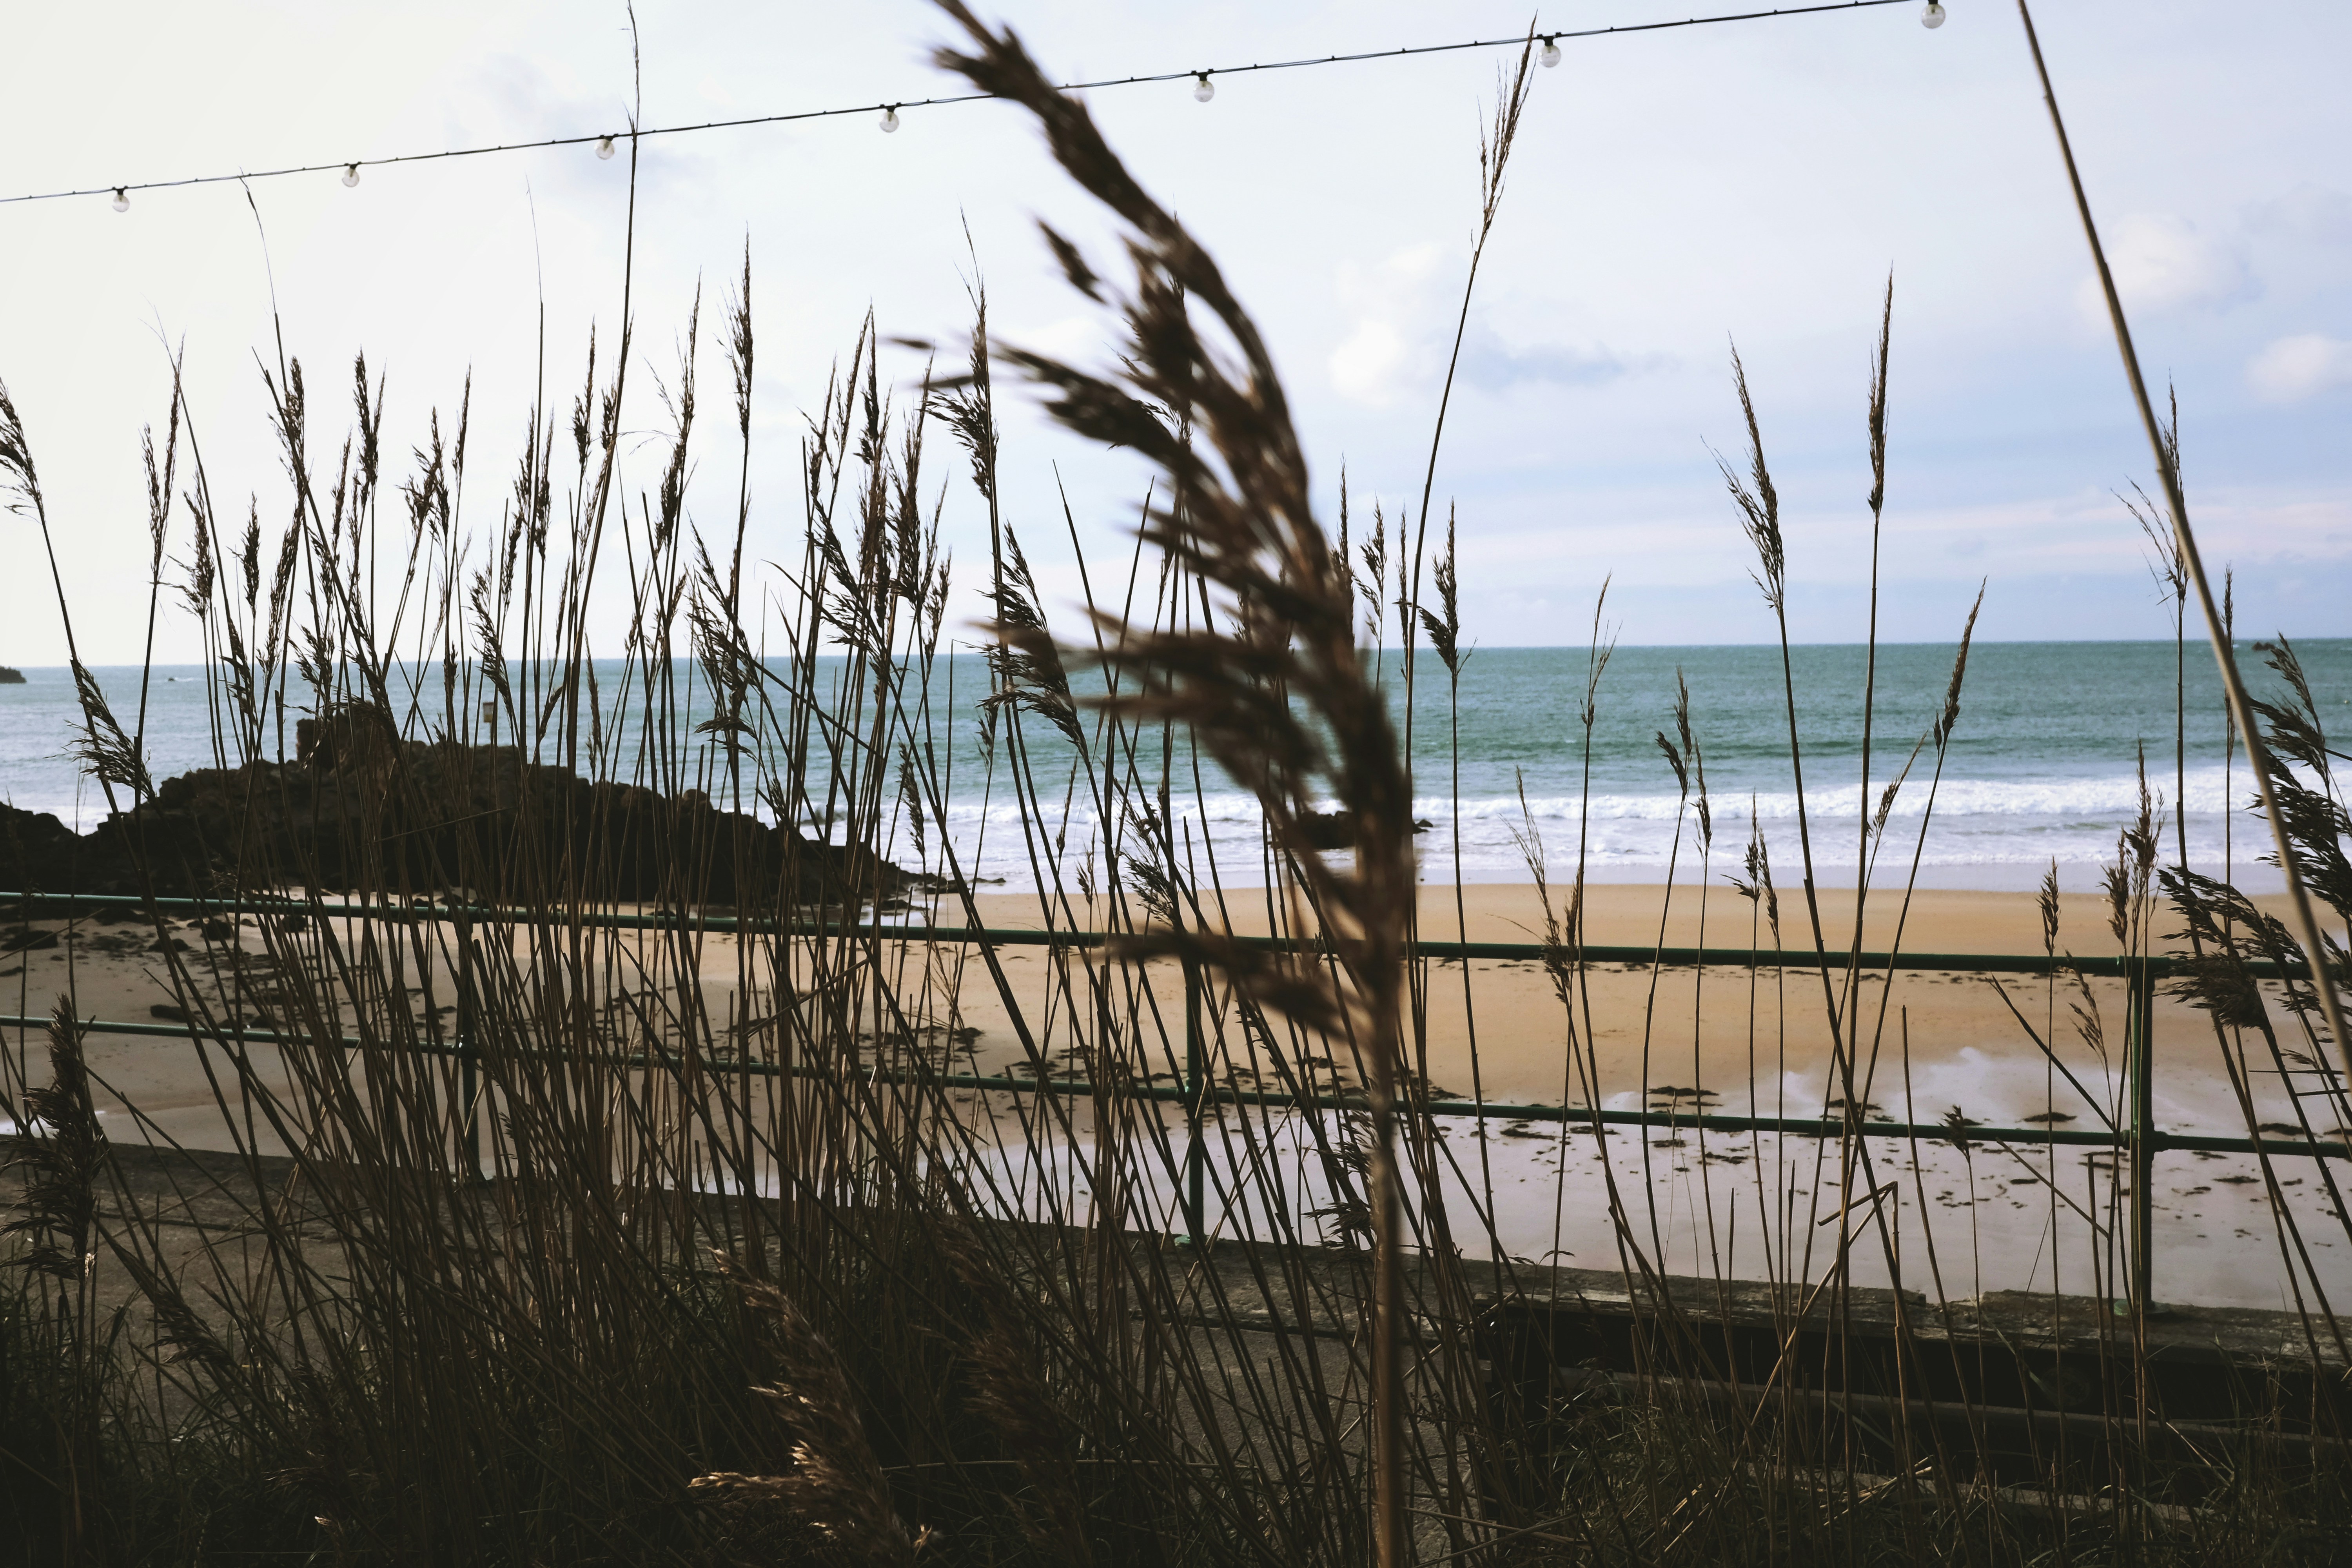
[2,5,2348,1564]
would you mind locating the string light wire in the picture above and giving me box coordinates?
[11,0,1919,209]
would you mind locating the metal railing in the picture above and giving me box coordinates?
[7,888,2347,1304]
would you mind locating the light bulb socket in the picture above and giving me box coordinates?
[595,135,617,159]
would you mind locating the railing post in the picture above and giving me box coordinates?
[2126,956,2157,1313]
[1181,957,1206,1247]
[456,911,483,1183]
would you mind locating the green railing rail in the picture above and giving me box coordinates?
[1,885,2310,976]
[2,1008,2341,1158]
[7,888,2346,1301]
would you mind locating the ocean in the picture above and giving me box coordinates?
[4,638,2343,894]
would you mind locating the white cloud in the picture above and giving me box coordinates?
[2243,183,2352,246]
[2076,213,2257,324]
[1329,319,1410,405]
[1328,254,1668,403]
[1006,314,1105,365]
[2246,334,2352,404]
[1459,323,1668,391]
[1327,243,1445,406]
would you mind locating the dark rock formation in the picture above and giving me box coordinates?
[0,711,906,909]
[0,666,25,685]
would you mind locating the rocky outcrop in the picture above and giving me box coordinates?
[0,716,906,908]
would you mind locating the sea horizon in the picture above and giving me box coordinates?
[5,636,2341,896]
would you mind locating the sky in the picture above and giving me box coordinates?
[1,0,2347,667]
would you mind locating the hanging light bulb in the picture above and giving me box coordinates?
[595,135,617,160]
[1540,36,1561,68]
[1921,1,1946,26]
[341,163,361,188]
[879,104,900,133]
[111,187,129,213]
[1192,72,1215,102]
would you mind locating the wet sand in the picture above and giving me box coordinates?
[935,883,2329,1134]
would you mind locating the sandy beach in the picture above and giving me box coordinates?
[926,882,2322,1128]
[7,881,2345,1308]
[929,886,2348,1309]
[2,880,2327,1142]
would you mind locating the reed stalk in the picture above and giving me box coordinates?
[0,9,2346,1561]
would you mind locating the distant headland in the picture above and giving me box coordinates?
[0,665,25,684]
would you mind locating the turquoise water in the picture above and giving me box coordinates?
[4,639,2344,891]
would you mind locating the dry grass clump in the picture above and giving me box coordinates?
[2,4,2348,1564]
